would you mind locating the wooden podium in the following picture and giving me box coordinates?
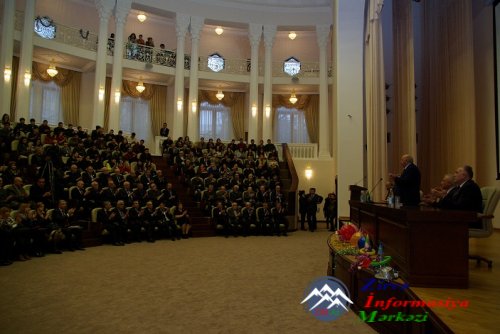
[349,185,367,201]
[349,201,476,288]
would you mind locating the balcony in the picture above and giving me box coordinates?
[15,12,332,79]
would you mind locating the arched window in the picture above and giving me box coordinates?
[29,80,62,125]
[199,101,232,140]
[120,96,152,144]
[274,107,310,143]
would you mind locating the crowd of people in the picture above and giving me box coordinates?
[0,115,189,266]
[106,32,177,66]
[161,135,290,237]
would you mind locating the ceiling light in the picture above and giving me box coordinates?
[289,90,298,104]
[137,13,147,23]
[46,64,58,77]
[216,90,224,100]
[215,26,224,35]
[288,31,297,40]
[136,81,145,93]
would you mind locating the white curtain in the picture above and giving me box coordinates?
[199,101,233,141]
[274,107,310,143]
[120,96,152,147]
[29,80,63,125]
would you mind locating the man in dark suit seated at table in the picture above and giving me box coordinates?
[389,154,421,206]
[438,165,482,213]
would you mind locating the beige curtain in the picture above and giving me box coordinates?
[10,56,19,119]
[150,85,168,136]
[104,79,167,136]
[365,0,388,202]
[418,0,476,191]
[198,90,246,139]
[103,77,112,131]
[272,94,319,143]
[31,61,82,125]
[391,0,416,171]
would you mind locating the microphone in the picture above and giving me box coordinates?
[367,177,383,203]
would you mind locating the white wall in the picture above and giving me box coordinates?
[473,0,500,228]
[293,158,336,221]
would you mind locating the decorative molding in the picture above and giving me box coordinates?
[248,23,262,48]
[114,0,132,25]
[94,0,114,21]
[263,24,277,49]
[316,24,331,48]
[176,13,191,39]
[189,16,205,41]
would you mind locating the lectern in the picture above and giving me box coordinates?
[349,185,367,201]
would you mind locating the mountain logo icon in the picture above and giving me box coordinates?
[301,276,352,322]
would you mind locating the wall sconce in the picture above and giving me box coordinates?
[288,31,297,40]
[305,166,313,180]
[265,105,271,118]
[114,89,121,104]
[251,105,257,118]
[177,98,183,112]
[23,71,31,87]
[98,87,105,101]
[215,26,224,35]
[191,101,197,113]
[4,67,11,82]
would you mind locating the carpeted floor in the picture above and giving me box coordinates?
[0,230,375,334]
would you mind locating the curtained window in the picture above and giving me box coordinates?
[199,101,232,140]
[274,107,310,143]
[29,80,62,125]
[120,96,152,144]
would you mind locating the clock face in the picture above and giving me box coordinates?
[283,57,301,76]
[208,53,225,72]
[34,16,56,39]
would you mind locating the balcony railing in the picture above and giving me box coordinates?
[16,11,331,77]
[286,143,318,159]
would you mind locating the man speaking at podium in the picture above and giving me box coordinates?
[389,154,421,206]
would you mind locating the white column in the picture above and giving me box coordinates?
[262,25,276,142]
[187,16,204,141]
[172,13,190,139]
[333,0,366,217]
[0,0,15,117]
[108,0,131,132]
[248,23,262,142]
[317,24,331,159]
[92,0,114,129]
[15,0,36,120]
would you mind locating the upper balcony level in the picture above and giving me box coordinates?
[6,0,333,90]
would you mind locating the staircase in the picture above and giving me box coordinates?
[153,156,216,238]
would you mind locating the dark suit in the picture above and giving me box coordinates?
[305,193,323,232]
[439,180,483,213]
[394,163,421,206]
[51,208,83,250]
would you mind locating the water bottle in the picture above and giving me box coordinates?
[387,188,394,207]
[377,242,384,262]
